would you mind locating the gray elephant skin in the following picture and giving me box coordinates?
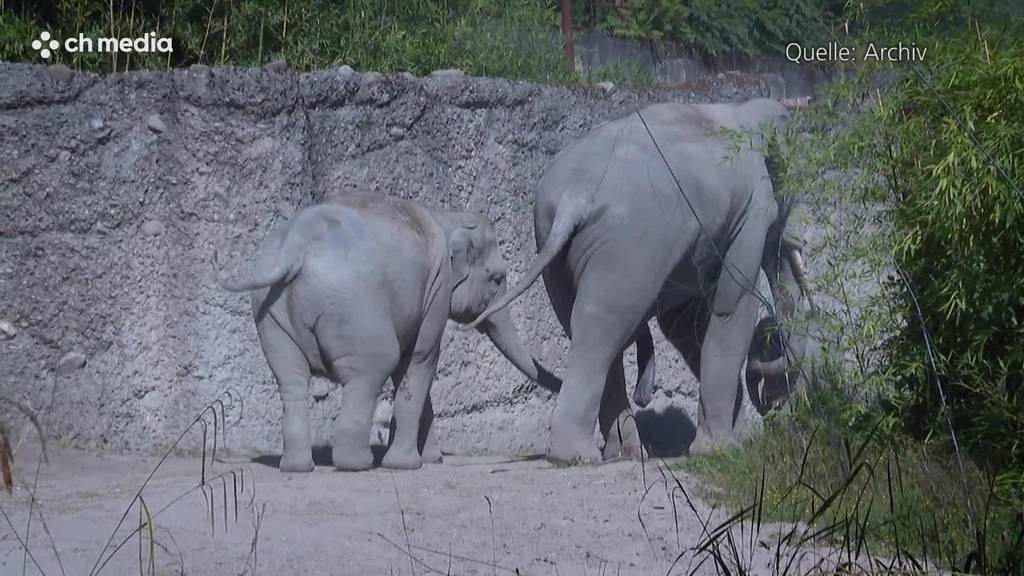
[216,193,556,472]
[471,97,818,463]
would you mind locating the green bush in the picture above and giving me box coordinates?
[2,0,841,76]
[685,379,1022,572]
[684,4,1024,572]
[0,0,575,82]
[880,30,1024,484]
[571,0,838,56]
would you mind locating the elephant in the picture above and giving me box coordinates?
[468,97,819,463]
[635,221,819,416]
[215,193,557,472]
[746,261,823,416]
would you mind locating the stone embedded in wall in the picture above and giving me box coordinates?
[57,351,87,375]
[0,320,16,340]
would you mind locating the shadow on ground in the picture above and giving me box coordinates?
[635,405,696,458]
[251,444,389,469]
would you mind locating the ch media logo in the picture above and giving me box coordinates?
[30,30,173,60]
[32,31,60,59]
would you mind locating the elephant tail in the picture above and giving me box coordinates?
[465,195,583,331]
[212,247,301,292]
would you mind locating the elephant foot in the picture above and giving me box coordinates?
[688,430,738,457]
[421,446,443,465]
[279,452,315,473]
[332,444,374,471]
[546,432,601,466]
[382,448,423,470]
[602,410,644,461]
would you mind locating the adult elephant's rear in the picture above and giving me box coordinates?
[469,98,813,464]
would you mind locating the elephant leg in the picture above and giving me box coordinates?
[382,344,440,470]
[318,318,400,472]
[691,219,769,455]
[689,290,759,455]
[599,354,643,460]
[388,382,440,463]
[419,394,442,464]
[386,353,411,452]
[656,298,710,381]
[383,295,446,470]
[541,257,576,338]
[256,316,313,473]
[548,261,665,465]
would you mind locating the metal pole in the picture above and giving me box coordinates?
[560,0,575,66]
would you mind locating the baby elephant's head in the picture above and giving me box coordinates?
[445,212,549,385]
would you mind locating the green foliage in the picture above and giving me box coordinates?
[0,0,576,82]
[572,0,837,56]
[1,0,844,76]
[582,60,655,87]
[685,6,1024,573]
[879,31,1024,475]
[684,380,1023,572]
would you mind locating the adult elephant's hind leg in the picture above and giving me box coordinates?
[256,316,313,473]
[549,260,667,465]
[600,354,643,460]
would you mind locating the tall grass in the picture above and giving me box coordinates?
[0,389,264,575]
[0,0,578,83]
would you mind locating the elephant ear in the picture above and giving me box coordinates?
[448,225,480,288]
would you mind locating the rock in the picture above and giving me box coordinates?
[311,379,331,401]
[89,117,104,131]
[57,351,87,375]
[189,64,210,73]
[46,64,74,83]
[140,390,164,411]
[430,68,465,77]
[56,150,71,163]
[359,71,383,85]
[397,72,416,81]
[146,114,167,133]
[389,126,406,139]
[337,65,355,78]
[0,320,16,340]
[595,81,616,94]
[141,220,165,236]
[264,60,289,73]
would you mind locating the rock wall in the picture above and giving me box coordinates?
[0,62,775,457]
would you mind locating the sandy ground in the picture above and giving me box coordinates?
[1,441,767,576]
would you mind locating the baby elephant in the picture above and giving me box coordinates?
[215,194,555,472]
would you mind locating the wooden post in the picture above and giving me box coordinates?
[560,0,575,66]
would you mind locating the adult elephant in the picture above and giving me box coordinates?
[215,193,557,472]
[469,98,817,463]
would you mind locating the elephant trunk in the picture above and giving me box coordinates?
[479,306,562,393]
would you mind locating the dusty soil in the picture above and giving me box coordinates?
[1,441,757,576]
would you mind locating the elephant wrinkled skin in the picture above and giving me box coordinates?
[471,98,818,464]
[216,194,556,472]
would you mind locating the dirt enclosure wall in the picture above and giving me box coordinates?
[0,62,779,457]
